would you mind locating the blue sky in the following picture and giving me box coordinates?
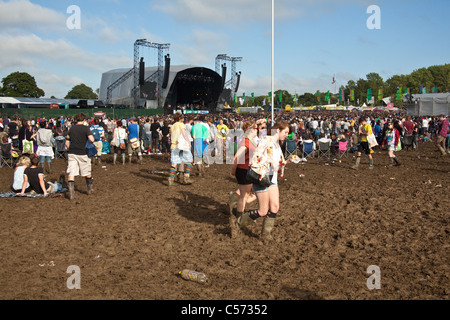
[0,0,448,99]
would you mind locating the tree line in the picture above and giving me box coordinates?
[237,64,450,108]
[0,72,98,100]
[1,64,448,106]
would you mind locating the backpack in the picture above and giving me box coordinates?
[92,127,101,142]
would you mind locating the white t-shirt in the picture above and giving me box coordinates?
[269,141,283,185]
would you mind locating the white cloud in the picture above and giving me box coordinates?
[152,0,374,26]
[0,0,67,32]
[152,0,303,25]
[171,29,231,67]
[0,33,131,97]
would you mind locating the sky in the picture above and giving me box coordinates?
[0,0,449,99]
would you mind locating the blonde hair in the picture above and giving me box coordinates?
[16,156,31,167]
[242,120,256,133]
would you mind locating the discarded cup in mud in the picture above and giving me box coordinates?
[179,269,207,284]
[299,174,305,178]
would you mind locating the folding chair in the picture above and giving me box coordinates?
[337,140,349,159]
[302,141,315,159]
[403,134,414,151]
[285,139,298,159]
[1,143,19,168]
[54,136,68,159]
[317,141,331,159]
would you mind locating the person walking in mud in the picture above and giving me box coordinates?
[65,113,95,200]
[168,113,194,186]
[234,121,290,242]
[352,117,374,170]
[435,115,449,156]
[229,120,259,237]
[382,121,401,167]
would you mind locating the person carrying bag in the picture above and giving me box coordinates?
[235,121,291,242]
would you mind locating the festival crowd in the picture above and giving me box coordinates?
[1,111,449,240]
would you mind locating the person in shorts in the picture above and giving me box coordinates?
[168,113,193,186]
[65,113,95,200]
[353,117,374,170]
[229,120,259,238]
[235,121,291,242]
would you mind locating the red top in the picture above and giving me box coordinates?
[237,137,257,169]
[403,120,414,135]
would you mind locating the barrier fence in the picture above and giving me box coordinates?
[0,108,165,120]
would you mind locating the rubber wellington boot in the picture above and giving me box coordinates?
[183,174,193,185]
[393,157,401,166]
[388,157,394,167]
[229,211,242,238]
[113,154,117,165]
[352,157,361,170]
[168,177,174,186]
[369,158,374,170]
[122,154,126,165]
[236,213,255,229]
[86,178,94,195]
[227,192,240,216]
[139,155,143,165]
[68,181,75,200]
[260,217,276,242]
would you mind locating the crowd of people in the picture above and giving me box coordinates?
[1,111,449,239]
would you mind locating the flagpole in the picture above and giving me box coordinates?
[271,0,274,125]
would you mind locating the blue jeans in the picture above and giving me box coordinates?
[48,182,63,193]
[40,156,51,164]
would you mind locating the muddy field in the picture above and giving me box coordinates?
[0,141,448,301]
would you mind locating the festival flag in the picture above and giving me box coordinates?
[432,86,438,93]
[234,93,237,103]
[339,89,344,102]
[324,91,330,102]
[419,85,427,94]
[332,75,336,84]
[279,92,282,103]
[367,88,372,101]
[377,89,383,100]
[404,88,410,95]
[293,92,298,103]
[243,92,245,99]
[350,90,355,101]
[251,92,254,100]
[316,90,320,102]
[396,88,402,101]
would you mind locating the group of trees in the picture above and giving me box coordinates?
[2,64,449,107]
[237,64,450,109]
[0,72,98,100]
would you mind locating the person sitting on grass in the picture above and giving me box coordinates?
[17,156,64,196]
[12,156,32,193]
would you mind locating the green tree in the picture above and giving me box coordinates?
[65,83,98,99]
[428,64,450,92]
[0,72,45,97]
[298,93,320,106]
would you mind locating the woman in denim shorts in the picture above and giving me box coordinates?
[235,121,291,242]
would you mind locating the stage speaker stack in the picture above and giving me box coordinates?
[221,64,227,89]
[235,72,241,92]
[139,58,145,85]
[162,54,171,89]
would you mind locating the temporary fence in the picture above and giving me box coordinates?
[0,108,165,120]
